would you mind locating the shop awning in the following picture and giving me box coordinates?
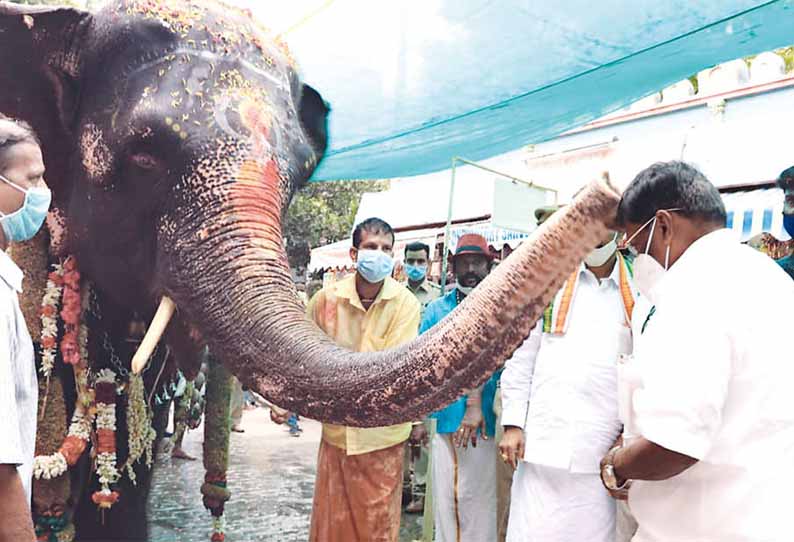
[722,187,790,242]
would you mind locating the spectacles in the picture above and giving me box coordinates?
[618,208,682,256]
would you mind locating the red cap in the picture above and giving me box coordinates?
[454,233,492,259]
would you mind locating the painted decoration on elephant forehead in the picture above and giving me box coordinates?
[211,70,276,141]
[80,124,113,183]
[122,0,295,68]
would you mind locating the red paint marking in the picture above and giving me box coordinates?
[238,99,271,158]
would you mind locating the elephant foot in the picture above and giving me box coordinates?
[171,447,197,460]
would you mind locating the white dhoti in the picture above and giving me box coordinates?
[431,432,497,542]
[506,462,615,542]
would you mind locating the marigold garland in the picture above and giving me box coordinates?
[92,368,120,509]
[59,257,81,366]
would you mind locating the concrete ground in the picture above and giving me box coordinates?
[148,407,424,541]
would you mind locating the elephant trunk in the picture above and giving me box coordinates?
[164,168,620,427]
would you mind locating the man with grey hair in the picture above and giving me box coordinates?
[0,115,51,541]
[601,161,794,541]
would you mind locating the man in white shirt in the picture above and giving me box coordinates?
[0,116,51,541]
[600,160,794,541]
[499,226,638,542]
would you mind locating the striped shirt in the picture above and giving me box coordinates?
[0,249,37,503]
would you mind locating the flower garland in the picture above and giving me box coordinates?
[91,368,120,510]
[33,280,95,482]
[202,358,233,542]
[59,257,81,366]
[39,262,64,379]
[211,516,226,542]
[32,404,93,480]
[123,373,157,485]
[32,375,72,542]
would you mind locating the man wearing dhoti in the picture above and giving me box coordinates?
[307,217,420,542]
[418,233,500,542]
[500,227,638,542]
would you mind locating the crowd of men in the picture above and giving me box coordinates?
[295,160,794,542]
[2,110,793,542]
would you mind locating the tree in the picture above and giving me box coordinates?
[284,180,389,274]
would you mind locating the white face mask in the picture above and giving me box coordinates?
[584,233,617,267]
[456,281,474,296]
[631,217,670,305]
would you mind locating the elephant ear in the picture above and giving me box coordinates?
[298,84,330,159]
[0,3,92,138]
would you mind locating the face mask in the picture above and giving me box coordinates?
[631,217,670,305]
[456,281,474,296]
[405,263,427,282]
[584,234,617,267]
[356,249,394,284]
[0,174,51,243]
[784,214,794,238]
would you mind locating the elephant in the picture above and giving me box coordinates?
[0,0,620,539]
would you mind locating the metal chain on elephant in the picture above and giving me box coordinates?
[87,287,161,379]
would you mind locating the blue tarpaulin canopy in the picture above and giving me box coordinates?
[270,1,794,181]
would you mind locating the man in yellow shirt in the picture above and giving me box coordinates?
[307,217,421,542]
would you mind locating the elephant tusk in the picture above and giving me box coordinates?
[131,297,176,375]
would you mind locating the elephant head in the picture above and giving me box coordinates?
[0,0,620,427]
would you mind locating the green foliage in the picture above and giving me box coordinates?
[284,179,389,270]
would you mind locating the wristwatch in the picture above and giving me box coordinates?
[601,446,630,491]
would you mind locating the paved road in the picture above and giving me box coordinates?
[148,408,423,541]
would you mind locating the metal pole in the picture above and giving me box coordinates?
[439,157,458,289]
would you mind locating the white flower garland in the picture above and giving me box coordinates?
[94,369,120,491]
[39,262,64,378]
[33,450,67,481]
[67,407,92,441]
[32,287,94,481]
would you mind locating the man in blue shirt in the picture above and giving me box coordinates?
[417,233,500,542]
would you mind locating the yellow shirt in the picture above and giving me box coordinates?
[306,274,420,455]
[403,279,442,320]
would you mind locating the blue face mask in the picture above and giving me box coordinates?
[356,249,395,284]
[405,263,427,282]
[784,214,794,238]
[0,174,51,243]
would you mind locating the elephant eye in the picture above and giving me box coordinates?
[129,152,160,170]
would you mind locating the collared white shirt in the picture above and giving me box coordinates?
[629,229,794,542]
[501,261,632,473]
[0,249,36,504]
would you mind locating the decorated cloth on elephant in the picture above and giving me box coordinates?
[306,273,420,542]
